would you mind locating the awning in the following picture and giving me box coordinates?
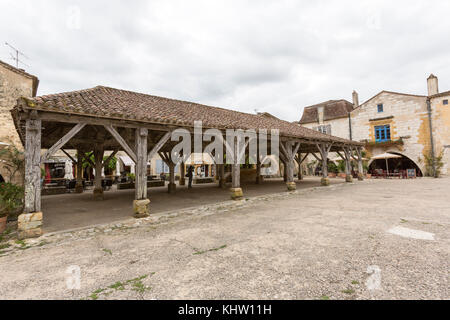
[119,155,150,166]
[371,152,402,160]
[119,155,135,167]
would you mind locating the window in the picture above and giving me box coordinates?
[444,99,448,105]
[375,125,391,142]
[377,104,384,113]
[315,125,331,135]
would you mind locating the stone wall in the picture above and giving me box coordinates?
[302,116,351,140]
[351,92,429,175]
[430,93,450,175]
[0,65,34,147]
[0,65,35,182]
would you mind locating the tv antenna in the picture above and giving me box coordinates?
[5,42,30,69]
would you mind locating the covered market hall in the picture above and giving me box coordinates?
[11,86,363,238]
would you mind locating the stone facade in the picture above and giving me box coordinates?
[430,92,450,175]
[351,91,429,174]
[0,61,38,182]
[299,75,450,176]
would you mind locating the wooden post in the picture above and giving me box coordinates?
[316,143,333,186]
[19,116,43,239]
[75,150,83,193]
[219,164,226,188]
[280,141,299,191]
[93,144,104,200]
[343,147,353,183]
[297,157,303,181]
[168,162,176,193]
[179,162,186,186]
[133,127,150,218]
[256,157,262,184]
[135,128,148,200]
[356,147,364,181]
[230,140,243,200]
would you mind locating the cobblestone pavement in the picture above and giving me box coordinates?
[0,178,448,300]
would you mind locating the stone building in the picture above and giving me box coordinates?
[299,75,450,176]
[0,60,39,182]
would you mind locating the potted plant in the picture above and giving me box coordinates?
[0,182,24,233]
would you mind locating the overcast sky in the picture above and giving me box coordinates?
[1,0,449,121]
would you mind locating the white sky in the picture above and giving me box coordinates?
[1,0,449,121]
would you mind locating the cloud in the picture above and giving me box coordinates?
[1,0,449,121]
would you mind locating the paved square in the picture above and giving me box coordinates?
[0,178,448,300]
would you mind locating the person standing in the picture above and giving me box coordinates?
[187,166,194,189]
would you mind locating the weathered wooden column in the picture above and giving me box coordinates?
[343,147,353,183]
[356,147,364,181]
[256,157,262,184]
[134,128,150,218]
[179,162,186,186]
[316,142,333,186]
[75,150,84,193]
[93,144,104,200]
[218,164,226,188]
[280,141,300,191]
[296,153,305,181]
[230,140,243,200]
[19,116,43,239]
[168,162,176,193]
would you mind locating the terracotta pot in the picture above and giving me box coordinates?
[0,216,7,234]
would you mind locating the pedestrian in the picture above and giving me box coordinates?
[187,166,194,188]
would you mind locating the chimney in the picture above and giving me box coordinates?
[352,90,359,109]
[427,74,439,96]
[317,106,324,124]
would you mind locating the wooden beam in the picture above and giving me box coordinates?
[148,131,171,160]
[104,125,137,162]
[41,123,86,162]
[61,149,77,164]
[311,153,321,162]
[102,149,119,168]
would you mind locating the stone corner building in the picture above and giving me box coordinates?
[300,75,450,176]
[0,60,39,183]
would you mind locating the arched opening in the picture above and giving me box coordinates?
[369,152,423,177]
[0,174,4,183]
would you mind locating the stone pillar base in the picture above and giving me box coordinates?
[345,175,353,183]
[286,182,296,191]
[179,179,186,186]
[230,188,243,200]
[133,199,150,218]
[321,178,330,186]
[18,212,43,239]
[168,183,176,193]
[75,184,84,193]
[357,173,364,181]
[93,188,104,200]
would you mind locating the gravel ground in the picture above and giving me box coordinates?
[0,177,448,300]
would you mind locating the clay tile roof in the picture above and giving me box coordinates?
[0,60,39,97]
[17,85,361,145]
[299,99,354,124]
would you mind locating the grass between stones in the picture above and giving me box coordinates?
[86,273,155,300]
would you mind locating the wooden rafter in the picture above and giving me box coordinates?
[104,125,137,162]
[41,122,86,162]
